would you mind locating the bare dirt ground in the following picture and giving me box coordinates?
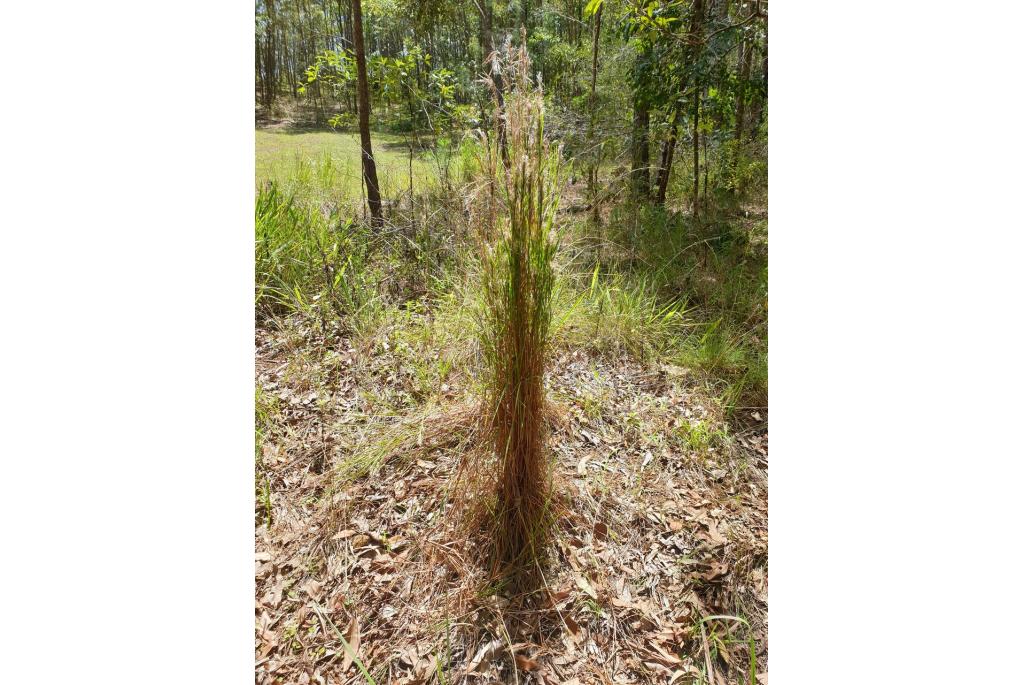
[255,315,768,684]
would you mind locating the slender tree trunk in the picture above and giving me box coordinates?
[258,0,278,109]
[335,0,347,48]
[654,0,703,205]
[735,4,755,142]
[268,0,278,107]
[287,41,298,97]
[735,35,746,138]
[654,111,679,205]
[351,0,383,227]
[630,95,651,200]
[749,40,767,131]
[586,3,603,222]
[259,34,267,106]
[478,0,509,166]
[735,45,752,141]
[702,91,709,203]
[258,22,267,106]
[692,89,700,219]
[297,0,312,118]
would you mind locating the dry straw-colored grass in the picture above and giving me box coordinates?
[471,41,563,590]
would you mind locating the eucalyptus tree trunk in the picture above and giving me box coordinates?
[749,39,767,132]
[735,1,758,142]
[654,111,679,205]
[586,2,603,221]
[736,38,753,142]
[692,89,700,219]
[703,86,710,203]
[477,0,509,165]
[351,0,383,228]
[262,0,278,109]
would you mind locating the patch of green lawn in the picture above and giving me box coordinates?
[256,129,449,200]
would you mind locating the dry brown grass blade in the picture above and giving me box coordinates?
[341,616,360,673]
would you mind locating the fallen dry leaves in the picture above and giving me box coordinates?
[340,616,359,673]
[255,324,768,685]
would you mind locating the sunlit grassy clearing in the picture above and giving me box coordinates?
[256,129,452,199]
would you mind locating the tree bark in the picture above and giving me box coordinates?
[586,3,603,221]
[262,0,278,109]
[654,111,679,205]
[351,0,383,227]
[630,94,651,200]
[477,0,509,166]
[702,88,709,203]
[735,3,756,142]
[653,0,704,205]
[749,39,767,131]
[692,88,700,219]
[735,42,752,141]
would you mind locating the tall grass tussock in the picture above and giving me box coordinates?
[475,44,562,588]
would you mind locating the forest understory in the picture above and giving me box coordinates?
[256,2,767,681]
[255,120,768,683]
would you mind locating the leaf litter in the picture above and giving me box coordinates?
[256,320,768,684]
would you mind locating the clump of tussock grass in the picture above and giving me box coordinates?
[470,43,562,589]
[255,180,376,329]
[551,264,689,359]
[592,201,767,415]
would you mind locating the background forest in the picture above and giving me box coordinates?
[255,1,768,683]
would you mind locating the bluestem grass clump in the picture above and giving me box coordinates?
[477,44,562,588]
